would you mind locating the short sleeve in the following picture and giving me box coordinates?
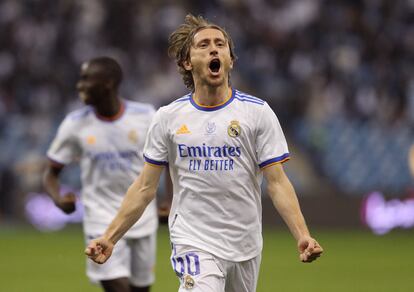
[143,108,169,166]
[46,117,80,165]
[256,102,290,169]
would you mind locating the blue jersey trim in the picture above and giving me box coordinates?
[143,155,168,166]
[173,94,192,103]
[234,97,265,105]
[190,89,235,111]
[235,91,264,103]
[259,153,290,168]
[234,91,265,105]
[175,98,191,103]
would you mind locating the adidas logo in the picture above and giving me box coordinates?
[176,124,191,134]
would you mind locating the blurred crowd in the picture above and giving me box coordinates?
[0,0,413,218]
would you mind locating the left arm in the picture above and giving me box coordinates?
[85,163,164,264]
[158,167,173,222]
[263,163,323,263]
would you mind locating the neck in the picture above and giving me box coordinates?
[193,84,231,106]
[95,95,121,117]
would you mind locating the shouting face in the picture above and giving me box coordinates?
[184,28,234,89]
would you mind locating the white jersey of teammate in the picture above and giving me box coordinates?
[47,100,158,238]
[143,89,289,261]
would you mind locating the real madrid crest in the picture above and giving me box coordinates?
[227,120,241,138]
[183,274,195,289]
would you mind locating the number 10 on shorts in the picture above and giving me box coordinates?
[172,252,200,276]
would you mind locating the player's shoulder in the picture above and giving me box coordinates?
[233,89,266,106]
[160,93,192,112]
[124,100,156,115]
[56,106,93,133]
[66,106,94,122]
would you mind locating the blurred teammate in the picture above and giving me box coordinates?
[43,57,160,292]
[85,15,323,292]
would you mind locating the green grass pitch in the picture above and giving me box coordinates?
[0,224,413,292]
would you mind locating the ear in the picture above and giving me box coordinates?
[229,59,234,69]
[183,60,192,71]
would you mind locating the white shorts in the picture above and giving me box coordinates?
[85,232,156,287]
[170,244,261,292]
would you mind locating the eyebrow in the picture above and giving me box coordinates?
[195,37,226,45]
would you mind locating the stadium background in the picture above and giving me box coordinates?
[0,0,413,291]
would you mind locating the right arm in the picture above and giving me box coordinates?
[43,115,79,214]
[158,167,173,222]
[43,161,76,214]
[85,162,164,264]
[263,163,323,262]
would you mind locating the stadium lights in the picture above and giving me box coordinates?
[361,191,414,235]
[25,190,83,231]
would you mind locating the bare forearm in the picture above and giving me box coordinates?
[104,178,156,244]
[43,169,61,202]
[268,178,310,241]
[264,164,323,263]
[85,164,163,264]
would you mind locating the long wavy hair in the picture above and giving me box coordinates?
[168,14,237,91]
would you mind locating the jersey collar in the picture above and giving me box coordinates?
[190,88,235,112]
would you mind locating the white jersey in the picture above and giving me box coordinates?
[47,100,158,238]
[143,89,289,261]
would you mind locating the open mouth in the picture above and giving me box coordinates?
[209,59,221,73]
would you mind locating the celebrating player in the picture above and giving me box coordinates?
[44,57,161,292]
[85,15,323,292]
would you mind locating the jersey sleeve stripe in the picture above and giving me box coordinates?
[173,94,192,103]
[234,97,265,105]
[144,161,166,168]
[259,153,290,168]
[174,98,191,103]
[235,93,264,103]
[143,155,168,166]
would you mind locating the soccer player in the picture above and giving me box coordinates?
[85,15,323,292]
[43,57,159,292]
